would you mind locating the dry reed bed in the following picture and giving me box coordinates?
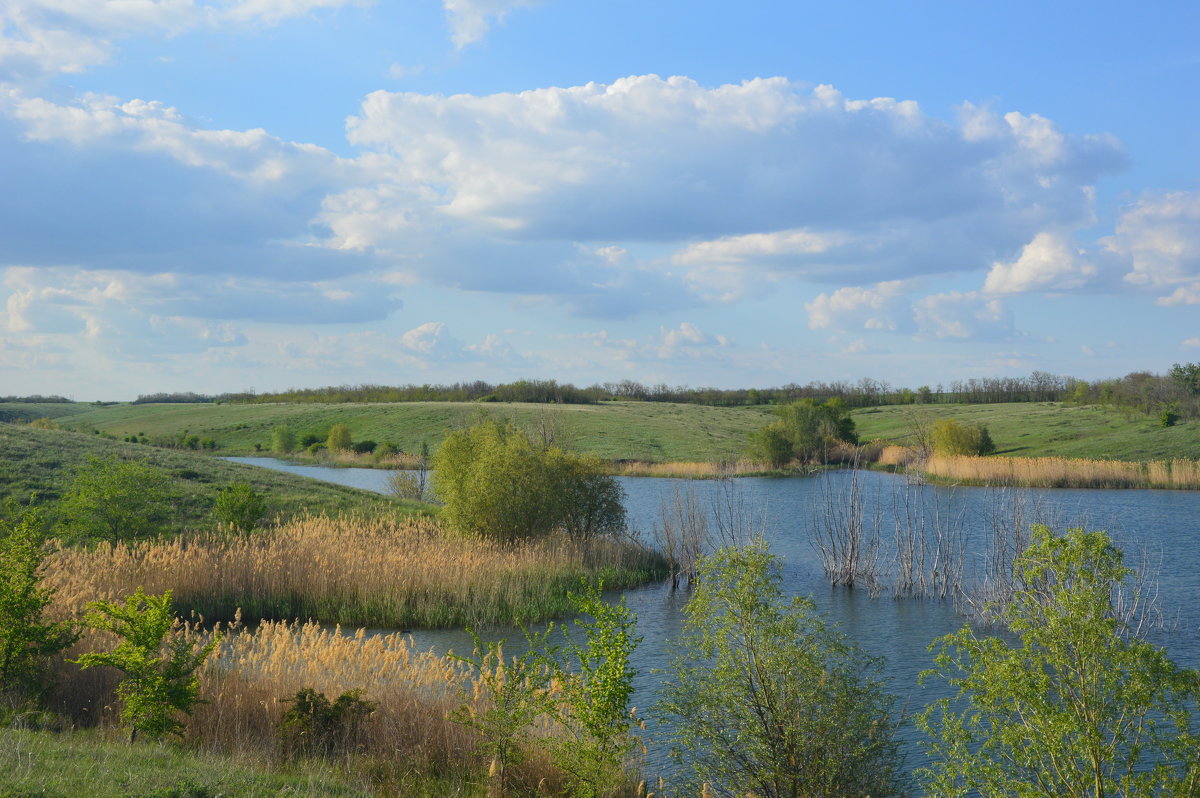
[45,514,666,629]
[612,459,769,478]
[48,620,560,792]
[922,454,1200,489]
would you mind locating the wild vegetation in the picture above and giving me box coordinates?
[745,397,859,468]
[919,526,1200,796]
[657,540,905,798]
[43,514,665,629]
[433,419,626,542]
[4,369,1200,794]
[0,423,423,533]
[921,453,1200,489]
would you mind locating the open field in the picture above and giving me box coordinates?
[853,401,1200,462]
[0,423,425,531]
[10,400,775,463]
[10,398,1198,468]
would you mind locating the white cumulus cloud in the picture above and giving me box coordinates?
[442,0,539,48]
[912,291,1014,341]
[1107,191,1200,305]
[805,280,912,332]
[983,232,1099,294]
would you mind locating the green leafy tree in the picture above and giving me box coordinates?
[751,398,859,464]
[271,425,297,454]
[657,540,904,798]
[918,525,1200,797]
[213,482,266,532]
[0,510,77,698]
[546,582,641,797]
[746,421,793,468]
[548,452,627,542]
[930,418,996,456]
[59,457,172,544]
[433,420,625,542]
[72,588,218,742]
[1169,362,1200,396]
[326,423,352,452]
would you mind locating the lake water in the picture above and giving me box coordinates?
[226,457,1200,780]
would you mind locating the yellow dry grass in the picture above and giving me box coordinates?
[922,455,1200,489]
[44,514,664,629]
[877,445,919,468]
[612,459,769,478]
[47,618,557,791]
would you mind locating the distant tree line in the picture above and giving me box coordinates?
[117,364,1200,421]
[0,394,73,405]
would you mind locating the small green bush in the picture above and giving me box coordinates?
[213,482,266,532]
[326,424,352,452]
[278,688,376,759]
[271,425,296,454]
[73,588,218,742]
[931,418,996,456]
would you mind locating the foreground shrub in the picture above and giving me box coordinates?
[919,526,1200,797]
[657,540,904,798]
[0,511,76,700]
[72,588,218,742]
[279,687,376,760]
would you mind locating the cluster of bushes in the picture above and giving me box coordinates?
[270,423,387,457]
[17,456,269,546]
[433,420,624,542]
[745,398,859,467]
[929,417,996,457]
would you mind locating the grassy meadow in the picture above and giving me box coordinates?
[853,401,1200,462]
[0,726,375,797]
[21,399,774,464]
[0,423,426,530]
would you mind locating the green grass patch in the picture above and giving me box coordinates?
[853,402,1200,462]
[11,400,775,463]
[0,727,372,797]
[0,423,426,535]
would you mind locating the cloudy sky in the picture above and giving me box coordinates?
[2,1,1197,399]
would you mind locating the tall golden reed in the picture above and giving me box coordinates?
[46,618,558,791]
[922,455,1200,490]
[611,459,767,478]
[44,514,665,629]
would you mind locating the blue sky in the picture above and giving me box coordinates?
[1,1,1197,399]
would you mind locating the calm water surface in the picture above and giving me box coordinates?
[227,457,1200,780]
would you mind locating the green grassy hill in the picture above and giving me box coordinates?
[27,400,775,462]
[852,402,1200,461]
[6,399,1196,469]
[0,423,421,533]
